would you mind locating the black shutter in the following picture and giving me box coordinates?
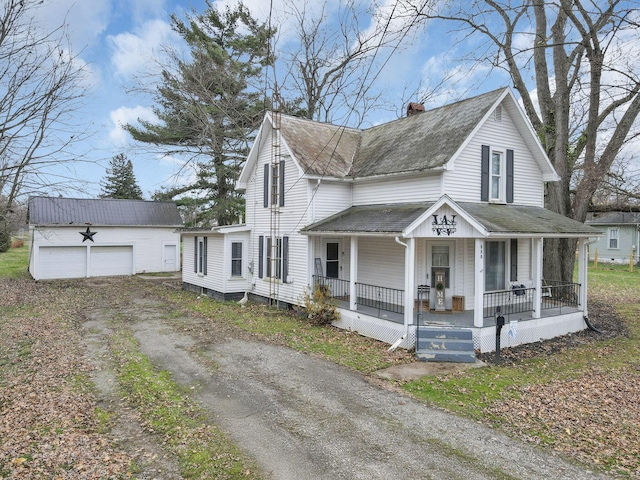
[279,160,285,207]
[258,236,264,278]
[481,145,490,201]
[263,163,269,208]
[282,236,289,283]
[203,237,208,276]
[506,149,514,203]
[194,237,198,273]
[510,239,518,282]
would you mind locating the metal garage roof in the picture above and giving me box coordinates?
[28,196,183,227]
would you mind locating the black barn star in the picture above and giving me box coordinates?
[80,226,97,242]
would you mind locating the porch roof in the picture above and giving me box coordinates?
[301,202,601,237]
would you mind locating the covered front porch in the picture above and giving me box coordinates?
[313,274,585,353]
[301,196,600,354]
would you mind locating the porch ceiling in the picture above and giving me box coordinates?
[301,201,601,237]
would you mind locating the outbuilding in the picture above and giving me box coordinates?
[28,196,183,280]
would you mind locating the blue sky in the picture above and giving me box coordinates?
[28,0,639,200]
[27,0,513,199]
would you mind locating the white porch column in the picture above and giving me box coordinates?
[577,238,588,312]
[473,238,484,327]
[532,237,543,319]
[403,237,416,328]
[349,236,358,311]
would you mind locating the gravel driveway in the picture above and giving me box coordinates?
[82,289,606,480]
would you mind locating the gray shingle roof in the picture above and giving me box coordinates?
[279,88,507,179]
[28,197,183,227]
[353,88,506,177]
[301,203,430,234]
[586,211,640,225]
[279,115,359,177]
[302,201,599,236]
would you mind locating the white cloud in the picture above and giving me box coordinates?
[34,0,111,51]
[108,19,180,79]
[108,105,158,147]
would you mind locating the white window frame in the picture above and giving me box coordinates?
[608,228,619,249]
[197,237,206,276]
[485,240,507,291]
[490,150,504,202]
[230,241,243,278]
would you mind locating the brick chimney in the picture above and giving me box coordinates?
[406,102,425,116]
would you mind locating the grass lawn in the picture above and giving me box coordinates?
[0,240,29,278]
[1,244,638,477]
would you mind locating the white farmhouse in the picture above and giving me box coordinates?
[182,87,601,360]
[28,196,183,280]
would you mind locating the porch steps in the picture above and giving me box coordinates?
[415,327,476,363]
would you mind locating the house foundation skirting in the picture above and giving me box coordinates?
[333,309,415,350]
[334,307,587,354]
[473,311,586,353]
[182,282,246,302]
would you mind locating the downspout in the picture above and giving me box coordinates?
[389,236,409,351]
[582,237,602,333]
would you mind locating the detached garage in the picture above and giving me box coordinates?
[28,196,183,280]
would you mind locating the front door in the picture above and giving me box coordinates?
[428,242,454,310]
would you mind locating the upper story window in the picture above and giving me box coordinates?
[481,145,514,204]
[263,160,285,208]
[491,151,502,201]
[609,228,619,249]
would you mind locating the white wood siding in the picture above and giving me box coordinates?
[353,175,442,205]
[357,237,405,290]
[182,233,225,293]
[29,225,179,280]
[243,137,312,306]
[445,103,545,206]
[312,181,351,222]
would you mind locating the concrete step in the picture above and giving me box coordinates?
[416,338,474,351]
[415,327,476,363]
[417,327,472,340]
[416,350,477,363]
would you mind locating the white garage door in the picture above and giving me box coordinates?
[90,246,133,277]
[39,246,87,280]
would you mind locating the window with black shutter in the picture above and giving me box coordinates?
[481,145,490,201]
[506,149,514,203]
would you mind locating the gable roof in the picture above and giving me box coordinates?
[238,87,557,187]
[586,211,640,225]
[352,88,506,177]
[301,198,600,238]
[28,197,183,227]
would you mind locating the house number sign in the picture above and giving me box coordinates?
[432,214,457,236]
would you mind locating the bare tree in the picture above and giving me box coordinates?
[278,0,433,126]
[0,0,89,219]
[400,0,640,281]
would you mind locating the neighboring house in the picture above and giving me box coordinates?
[182,87,600,358]
[28,196,183,280]
[586,211,640,265]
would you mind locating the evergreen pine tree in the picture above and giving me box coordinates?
[125,4,274,225]
[100,154,144,200]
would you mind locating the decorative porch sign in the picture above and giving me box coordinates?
[432,214,457,236]
[434,269,446,312]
